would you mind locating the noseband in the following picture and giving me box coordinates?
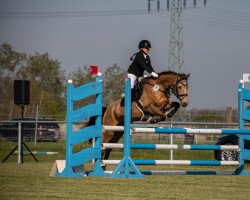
[162,77,188,100]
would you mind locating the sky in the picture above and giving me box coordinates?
[0,0,250,109]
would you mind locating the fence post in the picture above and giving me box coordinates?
[18,122,22,164]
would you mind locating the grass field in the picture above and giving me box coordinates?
[1,141,250,200]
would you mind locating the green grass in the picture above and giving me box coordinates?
[1,141,250,200]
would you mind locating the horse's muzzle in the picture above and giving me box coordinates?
[181,101,189,107]
[180,96,189,107]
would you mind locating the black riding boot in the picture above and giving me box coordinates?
[131,88,137,102]
[120,89,136,107]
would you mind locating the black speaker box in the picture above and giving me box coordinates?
[14,80,30,105]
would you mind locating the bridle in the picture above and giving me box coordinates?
[171,78,188,100]
[160,76,189,100]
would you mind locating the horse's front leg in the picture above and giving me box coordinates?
[145,104,167,124]
[148,101,180,123]
[165,101,180,118]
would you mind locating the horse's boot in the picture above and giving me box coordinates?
[149,116,165,124]
[141,113,151,121]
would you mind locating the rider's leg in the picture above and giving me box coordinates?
[121,74,137,107]
[128,74,140,101]
[127,73,137,89]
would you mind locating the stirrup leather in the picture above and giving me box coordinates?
[135,100,145,120]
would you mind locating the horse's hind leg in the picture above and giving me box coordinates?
[145,104,167,124]
[102,131,123,171]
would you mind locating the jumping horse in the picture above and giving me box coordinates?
[102,71,190,160]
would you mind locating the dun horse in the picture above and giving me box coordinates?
[102,71,189,160]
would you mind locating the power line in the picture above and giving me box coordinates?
[1,8,249,32]
[1,6,250,20]
[193,7,250,21]
[184,13,250,28]
[155,12,250,32]
[0,10,152,18]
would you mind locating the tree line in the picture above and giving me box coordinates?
[0,43,126,120]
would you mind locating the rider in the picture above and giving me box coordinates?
[121,40,158,107]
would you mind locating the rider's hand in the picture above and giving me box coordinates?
[151,72,158,78]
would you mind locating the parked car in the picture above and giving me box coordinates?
[0,117,61,142]
[214,134,250,161]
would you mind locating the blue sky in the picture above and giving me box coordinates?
[0,0,250,109]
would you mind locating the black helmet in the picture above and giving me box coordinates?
[138,40,151,49]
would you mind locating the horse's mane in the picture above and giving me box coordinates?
[141,71,189,83]
[158,70,188,77]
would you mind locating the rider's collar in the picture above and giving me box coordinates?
[142,53,147,59]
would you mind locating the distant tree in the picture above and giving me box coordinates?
[68,64,126,107]
[18,52,66,117]
[0,43,26,119]
[103,64,126,106]
[68,66,93,87]
[0,43,26,78]
[67,66,96,108]
[20,52,65,96]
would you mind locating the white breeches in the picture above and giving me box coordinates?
[128,73,140,89]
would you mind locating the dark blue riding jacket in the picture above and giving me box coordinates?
[127,51,156,77]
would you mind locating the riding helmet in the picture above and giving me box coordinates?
[138,40,152,49]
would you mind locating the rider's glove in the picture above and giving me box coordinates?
[151,72,158,78]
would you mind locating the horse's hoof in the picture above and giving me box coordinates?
[141,116,148,121]
[149,118,160,124]
[101,164,106,171]
[167,114,173,118]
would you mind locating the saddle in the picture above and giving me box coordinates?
[120,79,143,108]
[120,78,156,121]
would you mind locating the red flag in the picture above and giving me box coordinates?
[90,65,98,75]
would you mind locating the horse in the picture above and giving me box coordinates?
[102,71,190,160]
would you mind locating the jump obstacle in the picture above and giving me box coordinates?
[52,74,250,178]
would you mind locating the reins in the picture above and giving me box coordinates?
[139,73,189,100]
[146,75,188,99]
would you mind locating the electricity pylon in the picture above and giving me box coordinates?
[148,0,207,72]
[148,0,207,121]
[168,0,185,72]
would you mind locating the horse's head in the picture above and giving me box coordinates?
[171,73,190,107]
